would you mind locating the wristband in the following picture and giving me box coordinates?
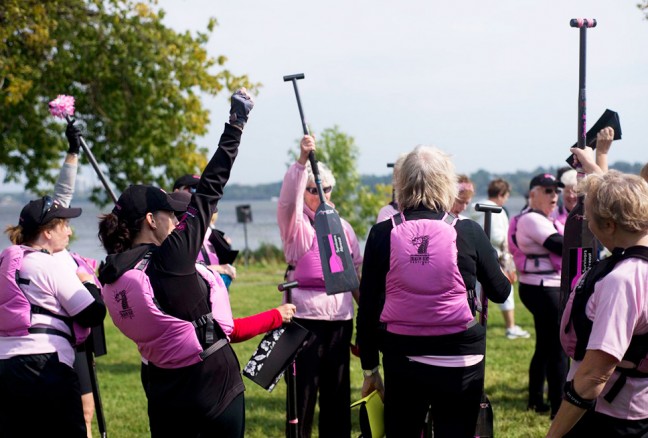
[362,366,379,377]
[563,380,596,410]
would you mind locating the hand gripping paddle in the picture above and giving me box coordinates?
[283,74,359,294]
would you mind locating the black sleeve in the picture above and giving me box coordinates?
[543,233,563,255]
[147,124,242,320]
[457,220,510,304]
[73,283,106,327]
[356,221,391,370]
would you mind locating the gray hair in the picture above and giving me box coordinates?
[560,169,578,187]
[305,161,336,187]
[395,145,457,211]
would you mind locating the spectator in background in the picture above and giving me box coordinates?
[553,167,578,231]
[450,174,474,219]
[376,154,406,223]
[474,178,530,340]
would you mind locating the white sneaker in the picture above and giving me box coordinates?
[506,325,530,339]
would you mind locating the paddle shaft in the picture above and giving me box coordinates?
[278,281,299,438]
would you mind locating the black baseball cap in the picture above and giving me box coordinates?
[529,173,565,191]
[112,185,188,225]
[19,196,82,233]
[172,174,200,192]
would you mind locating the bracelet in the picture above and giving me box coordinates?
[563,380,596,410]
[362,366,379,377]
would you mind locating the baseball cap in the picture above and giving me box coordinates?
[19,196,82,233]
[529,173,565,191]
[112,185,188,225]
[172,174,200,192]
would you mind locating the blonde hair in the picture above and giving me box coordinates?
[305,161,336,188]
[577,170,648,233]
[456,174,474,198]
[396,145,457,211]
[4,218,67,245]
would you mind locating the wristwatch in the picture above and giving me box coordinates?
[362,366,379,377]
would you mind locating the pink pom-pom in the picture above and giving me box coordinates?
[48,95,75,118]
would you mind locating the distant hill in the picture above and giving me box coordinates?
[2,161,642,202]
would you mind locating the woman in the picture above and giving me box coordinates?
[0,197,106,437]
[277,134,362,438]
[357,145,510,438]
[514,173,567,417]
[450,174,474,218]
[548,170,648,437]
[97,89,291,437]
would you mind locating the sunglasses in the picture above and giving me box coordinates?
[305,186,332,195]
[544,188,562,195]
[40,196,55,222]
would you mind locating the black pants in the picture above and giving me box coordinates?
[565,409,648,437]
[519,282,569,415]
[0,353,87,437]
[383,353,483,438]
[288,318,352,438]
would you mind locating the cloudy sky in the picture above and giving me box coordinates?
[155,0,648,185]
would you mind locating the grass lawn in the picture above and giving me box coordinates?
[93,263,551,437]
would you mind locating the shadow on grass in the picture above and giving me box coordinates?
[98,361,142,375]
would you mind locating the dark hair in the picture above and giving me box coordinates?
[487,178,510,198]
[98,213,144,254]
[4,218,68,245]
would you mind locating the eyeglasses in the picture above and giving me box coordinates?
[40,196,54,222]
[305,186,332,195]
[544,188,562,195]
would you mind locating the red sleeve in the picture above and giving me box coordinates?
[230,309,283,343]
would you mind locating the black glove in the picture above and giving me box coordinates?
[65,120,82,155]
[229,89,254,129]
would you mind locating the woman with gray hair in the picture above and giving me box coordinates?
[277,134,362,438]
[357,145,510,437]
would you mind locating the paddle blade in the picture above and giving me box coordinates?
[474,392,494,437]
[314,203,359,295]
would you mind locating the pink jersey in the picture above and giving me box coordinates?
[565,258,648,420]
[277,162,362,320]
[514,211,562,287]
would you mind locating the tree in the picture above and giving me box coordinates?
[288,126,390,238]
[0,0,257,204]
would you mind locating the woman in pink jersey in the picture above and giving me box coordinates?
[548,161,648,436]
[357,145,510,438]
[0,198,106,437]
[277,134,362,438]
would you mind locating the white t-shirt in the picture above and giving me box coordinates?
[0,250,95,367]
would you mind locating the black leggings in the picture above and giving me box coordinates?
[519,282,569,414]
[383,353,483,438]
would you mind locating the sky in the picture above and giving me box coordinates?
[152,0,648,186]
[3,0,647,192]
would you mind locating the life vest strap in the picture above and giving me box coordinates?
[199,338,228,361]
[27,327,73,343]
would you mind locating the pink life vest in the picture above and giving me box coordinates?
[70,253,101,286]
[292,231,327,291]
[0,245,90,345]
[380,213,474,336]
[561,247,648,402]
[102,253,233,369]
[508,210,562,274]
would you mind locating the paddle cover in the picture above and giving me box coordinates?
[474,392,494,437]
[314,203,360,295]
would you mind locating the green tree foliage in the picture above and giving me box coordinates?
[288,126,390,238]
[1,0,257,204]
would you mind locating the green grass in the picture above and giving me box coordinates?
[92,264,549,437]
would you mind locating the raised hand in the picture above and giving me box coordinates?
[229,88,254,130]
[65,120,82,155]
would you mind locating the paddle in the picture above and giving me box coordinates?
[283,73,359,294]
[560,19,598,310]
[473,203,502,438]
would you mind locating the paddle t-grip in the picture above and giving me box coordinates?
[570,19,597,28]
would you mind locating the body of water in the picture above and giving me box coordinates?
[0,196,529,264]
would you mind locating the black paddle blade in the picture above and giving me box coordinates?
[566,109,622,168]
[314,203,359,294]
[474,392,494,438]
